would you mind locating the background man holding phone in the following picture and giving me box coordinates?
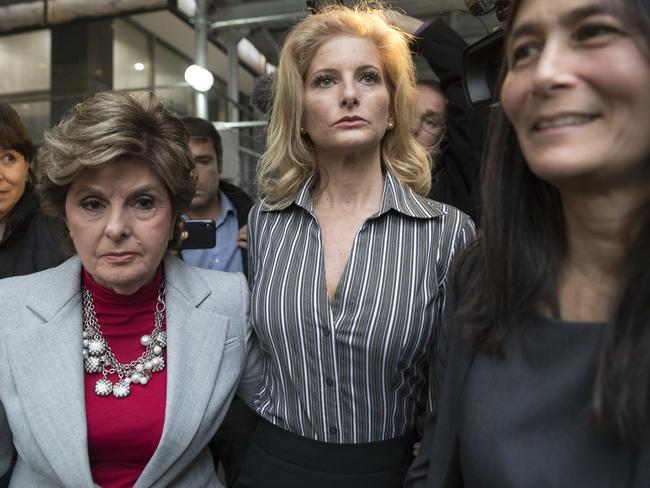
[181,116,253,275]
[181,116,256,487]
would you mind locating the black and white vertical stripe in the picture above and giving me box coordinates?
[248,171,476,443]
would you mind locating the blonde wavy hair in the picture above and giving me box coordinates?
[257,3,431,206]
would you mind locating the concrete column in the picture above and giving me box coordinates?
[195,0,209,118]
[50,19,113,124]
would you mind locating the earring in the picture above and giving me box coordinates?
[300,126,306,135]
[387,120,394,130]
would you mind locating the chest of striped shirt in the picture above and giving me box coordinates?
[248,172,476,443]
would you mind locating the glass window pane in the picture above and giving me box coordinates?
[11,100,51,146]
[0,29,50,95]
[113,19,150,90]
[154,41,187,86]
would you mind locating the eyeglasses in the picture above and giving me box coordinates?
[417,113,445,135]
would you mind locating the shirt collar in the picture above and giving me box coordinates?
[260,170,445,220]
[219,189,237,217]
[259,173,317,213]
[379,171,445,219]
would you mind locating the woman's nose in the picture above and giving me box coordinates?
[104,208,132,241]
[531,40,577,96]
[340,80,360,108]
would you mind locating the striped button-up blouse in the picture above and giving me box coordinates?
[248,171,476,443]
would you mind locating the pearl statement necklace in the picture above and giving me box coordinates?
[81,282,167,399]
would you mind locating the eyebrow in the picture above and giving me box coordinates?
[422,111,443,119]
[510,5,611,42]
[309,64,381,77]
[76,184,164,198]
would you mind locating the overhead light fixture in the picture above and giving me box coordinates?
[184,64,214,92]
[134,62,145,71]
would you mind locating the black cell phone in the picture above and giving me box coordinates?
[181,219,216,249]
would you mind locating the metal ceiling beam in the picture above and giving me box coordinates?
[210,0,306,30]
[195,0,209,118]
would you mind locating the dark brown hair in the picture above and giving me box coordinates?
[0,102,35,185]
[182,116,223,172]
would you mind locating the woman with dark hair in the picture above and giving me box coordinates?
[0,91,260,487]
[407,0,650,486]
[0,102,66,278]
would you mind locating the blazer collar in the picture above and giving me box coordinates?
[23,255,83,321]
[24,255,214,316]
[6,255,94,487]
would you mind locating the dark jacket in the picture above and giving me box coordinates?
[220,180,254,277]
[0,191,67,279]
[405,257,650,488]
[414,19,489,226]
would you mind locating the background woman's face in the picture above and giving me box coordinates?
[501,0,650,190]
[0,148,28,223]
[302,35,391,159]
[65,159,174,295]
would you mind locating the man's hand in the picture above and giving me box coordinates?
[237,225,249,250]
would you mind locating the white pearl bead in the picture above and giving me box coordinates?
[83,339,89,347]
[139,376,149,385]
[152,357,162,366]
[140,335,152,347]
[135,363,144,372]
[125,378,132,384]
[144,361,153,370]
[131,373,141,383]
[153,345,162,355]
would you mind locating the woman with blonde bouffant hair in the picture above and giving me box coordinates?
[237,4,475,487]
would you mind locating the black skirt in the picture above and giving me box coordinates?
[234,417,416,488]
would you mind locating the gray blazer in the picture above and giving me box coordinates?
[0,255,261,487]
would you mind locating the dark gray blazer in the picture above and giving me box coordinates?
[0,255,261,487]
